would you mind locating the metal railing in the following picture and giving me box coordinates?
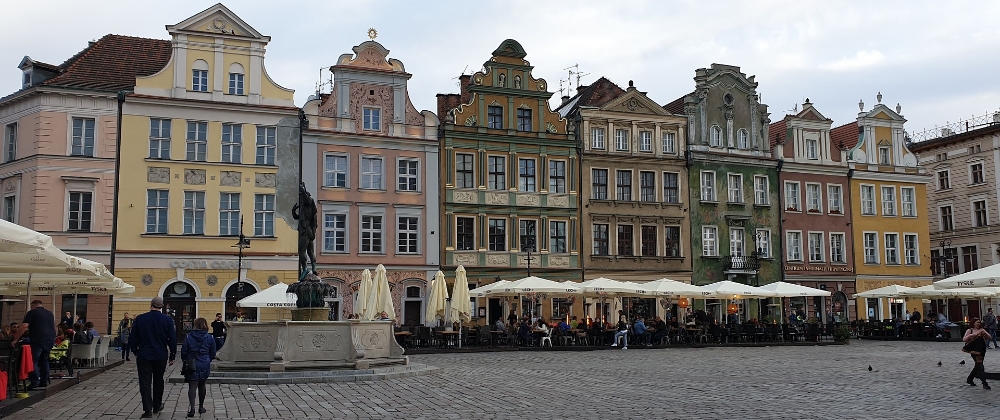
[724,255,761,272]
[909,111,1000,144]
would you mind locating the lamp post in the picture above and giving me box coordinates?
[233,216,251,309]
[931,239,954,277]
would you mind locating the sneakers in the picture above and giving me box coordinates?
[985,383,992,390]
[140,412,153,419]
[621,346,627,350]
[611,342,617,347]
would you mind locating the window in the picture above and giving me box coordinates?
[937,153,947,162]
[806,184,821,212]
[487,106,503,129]
[863,233,878,264]
[878,146,890,165]
[974,200,988,227]
[880,186,896,216]
[805,138,818,159]
[901,187,915,217]
[397,217,419,254]
[884,234,899,264]
[664,226,681,257]
[962,246,979,272]
[323,214,347,253]
[591,127,605,150]
[638,226,657,257]
[727,174,743,203]
[709,125,722,147]
[700,171,716,201]
[592,169,608,199]
[4,123,15,162]
[516,108,532,132]
[785,182,800,211]
[488,219,506,251]
[702,226,718,257]
[488,156,506,190]
[182,191,205,235]
[663,172,679,203]
[397,159,419,191]
[360,157,384,189]
[615,129,629,151]
[253,194,275,236]
[148,119,171,159]
[519,220,537,252]
[456,217,475,251]
[518,158,536,192]
[67,192,92,232]
[971,163,985,184]
[550,221,567,253]
[186,121,207,161]
[786,232,802,261]
[228,73,244,95]
[363,107,381,131]
[219,193,240,235]
[940,206,954,230]
[828,185,843,213]
[616,170,632,201]
[904,234,918,265]
[662,132,675,154]
[639,131,652,152]
[192,69,208,92]
[640,171,655,202]
[860,185,875,215]
[549,160,566,193]
[736,129,749,149]
[456,154,474,188]
[730,228,745,257]
[324,155,348,187]
[255,127,276,165]
[808,233,824,262]
[2,195,14,223]
[593,224,609,256]
[221,124,242,163]
[753,176,769,205]
[937,171,950,190]
[755,229,770,258]
[617,225,633,256]
[830,233,845,263]
[360,215,383,253]
[969,144,982,154]
[71,118,95,157]
[146,190,168,234]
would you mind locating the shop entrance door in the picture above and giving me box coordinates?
[163,281,196,342]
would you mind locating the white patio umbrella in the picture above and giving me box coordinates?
[486,276,581,320]
[933,264,1000,289]
[700,281,778,298]
[641,278,714,298]
[425,270,449,325]
[469,280,509,298]
[237,283,296,308]
[356,269,374,319]
[450,266,472,347]
[898,285,1000,298]
[852,285,913,298]
[373,264,395,321]
[758,282,831,297]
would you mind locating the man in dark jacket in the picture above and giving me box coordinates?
[14,300,56,390]
[129,297,177,418]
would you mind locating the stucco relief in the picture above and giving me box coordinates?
[147,167,170,184]
[549,256,570,267]
[2,179,16,193]
[350,84,393,134]
[255,173,276,188]
[404,99,424,126]
[549,195,569,207]
[516,194,539,206]
[220,171,242,187]
[453,191,476,203]
[486,254,510,266]
[485,193,508,205]
[318,89,338,117]
[454,253,478,266]
[184,169,206,185]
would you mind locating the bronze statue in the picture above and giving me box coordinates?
[292,182,318,279]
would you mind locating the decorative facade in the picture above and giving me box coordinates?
[301,37,440,325]
[771,100,855,322]
[833,95,931,321]
[437,40,578,324]
[115,4,299,339]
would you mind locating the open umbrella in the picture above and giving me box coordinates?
[356,269,374,319]
[641,278,713,298]
[425,270,449,325]
[852,285,912,298]
[933,264,1000,289]
[237,283,296,308]
[758,282,830,297]
[373,264,395,321]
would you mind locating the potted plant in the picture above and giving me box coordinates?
[833,325,851,344]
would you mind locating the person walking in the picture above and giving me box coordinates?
[984,308,999,349]
[181,318,217,417]
[118,312,132,361]
[129,297,177,418]
[210,313,226,350]
[963,318,991,389]
[13,300,56,391]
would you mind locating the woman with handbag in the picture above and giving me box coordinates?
[180,318,217,417]
[963,318,991,389]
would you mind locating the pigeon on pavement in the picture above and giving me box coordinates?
[960,360,966,365]
[868,365,873,371]
[938,361,942,366]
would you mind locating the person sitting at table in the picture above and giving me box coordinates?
[652,317,668,343]
[507,312,518,328]
[557,319,571,332]
[633,317,652,346]
[569,316,579,329]
[72,323,92,345]
[911,308,922,323]
[612,318,629,349]
[494,318,507,333]
[517,320,532,346]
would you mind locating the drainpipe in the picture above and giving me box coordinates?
[109,90,129,335]
[776,159,784,283]
[575,113,584,282]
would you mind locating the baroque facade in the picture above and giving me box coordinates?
[301,37,440,325]
[437,40,578,324]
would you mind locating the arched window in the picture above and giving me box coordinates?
[162,280,197,341]
[192,60,209,92]
[225,281,258,322]
[737,129,749,149]
[323,278,344,320]
[709,125,722,147]
[228,63,245,95]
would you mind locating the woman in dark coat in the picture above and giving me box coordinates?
[181,317,217,417]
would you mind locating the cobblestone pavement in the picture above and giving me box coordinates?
[9,341,1000,419]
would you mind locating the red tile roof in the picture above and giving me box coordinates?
[662,94,687,115]
[42,35,172,92]
[768,119,787,148]
[555,76,626,116]
[830,122,859,151]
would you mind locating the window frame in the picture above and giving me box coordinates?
[884,233,900,265]
[880,185,896,216]
[549,220,568,254]
[360,214,384,253]
[228,72,244,95]
[487,155,506,190]
[591,127,606,150]
[397,216,420,254]
[700,171,717,202]
[519,219,538,252]
[901,186,916,217]
[638,131,652,152]
[786,231,802,262]
[639,171,656,202]
[148,118,171,160]
[221,123,243,164]
[516,108,532,132]
[548,160,566,193]
[145,189,169,234]
[255,126,276,165]
[593,224,610,256]
[455,216,475,251]
[192,68,208,92]
[970,162,985,185]
[736,129,749,149]
[615,129,629,151]
[730,227,745,257]
[860,184,876,215]
[702,226,718,257]
[753,175,769,206]
[727,173,743,204]
[67,191,93,232]
[863,232,879,264]
[662,131,675,154]
[455,153,475,189]
[663,172,679,204]
[937,170,951,190]
[185,121,208,162]
[488,218,507,252]
[360,156,385,190]
[616,224,634,256]
[518,158,537,192]
[829,232,846,263]
[591,168,608,200]
[903,233,919,265]
[70,117,96,157]
[616,170,633,201]
[182,191,206,235]
[784,181,801,212]
[805,183,822,213]
[807,231,824,262]
[323,154,349,188]
[939,205,954,231]
[4,122,16,162]
[805,138,818,159]
[362,107,382,131]
[709,125,722,147]
[754,228,771,258]
[973,200,988,227]
[827,184,843,214]
[253,194,275,237]
[487,105,503,129]
[323,213,348,253]
[665,226,681,257]
[397,158,420,192]
[878,146,891,165]
[640,225,657,257]
[219,192,240,236]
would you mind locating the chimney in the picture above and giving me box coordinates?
[560,95,570,105]
[459,75,472,105]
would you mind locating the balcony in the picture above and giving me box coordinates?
[724,255,760,273]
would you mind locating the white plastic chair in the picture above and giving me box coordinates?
[539,329,553,347]
[97,336,111,366]
[71,338,99,368]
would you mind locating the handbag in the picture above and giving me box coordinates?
[181,356,197,375]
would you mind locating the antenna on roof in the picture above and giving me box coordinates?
[450,65,470,87]
[563,64,589,93]
[315,67,334,97]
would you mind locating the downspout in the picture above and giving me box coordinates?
[109,90,129,335]
[575,113,584,282]
[776,159,785,283]
[685,148,694,274]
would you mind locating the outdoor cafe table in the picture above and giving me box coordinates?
[437,330,460,348]
[394,331,412,347]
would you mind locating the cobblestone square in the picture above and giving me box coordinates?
[10,341,999,419]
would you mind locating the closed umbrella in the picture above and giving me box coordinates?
[425,271,449,325]
[356,269,373,319]
[450,266,472,347]
[373,264,395,321]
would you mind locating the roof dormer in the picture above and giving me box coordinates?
[17,56,60,89]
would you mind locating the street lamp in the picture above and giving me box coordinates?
[232,215,251,294]
[520,222,537,277]
[931,239,954,277]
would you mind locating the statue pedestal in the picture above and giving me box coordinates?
[291,308,328,321]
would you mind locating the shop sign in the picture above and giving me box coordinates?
[169,259,251,270]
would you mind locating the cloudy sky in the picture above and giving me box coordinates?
[3,1,998,139]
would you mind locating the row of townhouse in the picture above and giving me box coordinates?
[0,4,937,336]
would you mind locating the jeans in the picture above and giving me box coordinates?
[636,331,652,345]
[613,331,628,346]
[990,329,998,348]
[214,336,225,351]
[137,359,168,413]
[29,343,52,386]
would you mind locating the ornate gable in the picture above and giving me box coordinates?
[602,86,668,116]
[334,41,402,72]
[166,3,266,41]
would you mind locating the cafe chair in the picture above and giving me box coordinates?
[539,329,553,347]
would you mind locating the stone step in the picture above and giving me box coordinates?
[168,363,440,385]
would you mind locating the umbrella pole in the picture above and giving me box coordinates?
[73,291,78,325]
